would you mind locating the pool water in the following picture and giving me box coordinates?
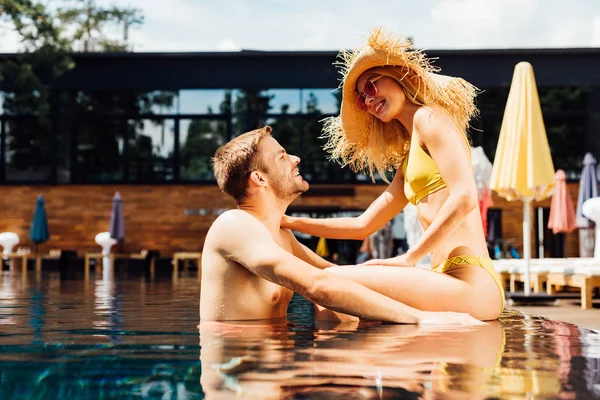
[1,268,600,399]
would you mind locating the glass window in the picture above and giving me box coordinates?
[74,91,177,116]
[266,116,356,183]
[75,91,137,116]
[1,91,45,116]
[538,87,589,112]
[546,116,587,175]
[265,89,301,114]
[263,89,339,116]
[301,89,340,115]
[178,90,232,114]
[477,88,509,113]
[128,119,175,182]
[138,91,178,114]
[180,118,228,181]
[230,89,271,135]
[74,117,127,182]
[5,118,53,182]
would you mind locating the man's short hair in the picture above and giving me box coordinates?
[213,126,272,203]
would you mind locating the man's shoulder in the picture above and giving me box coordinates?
[212,209,255,228]
[206,209,261,244]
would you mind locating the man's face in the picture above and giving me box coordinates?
[257,136,309,200]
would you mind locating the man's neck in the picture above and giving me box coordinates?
[238,195,290,235]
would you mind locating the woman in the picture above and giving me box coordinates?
[282,28,504,320]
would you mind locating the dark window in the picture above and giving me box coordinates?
[74,117,126,182]
[179,118,227,181]
[5,117,53,182]
[127,119,175,182]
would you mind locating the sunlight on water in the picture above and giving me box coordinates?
[0,266,599,399]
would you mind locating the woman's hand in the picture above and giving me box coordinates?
[361,253,413,267]
[281,214,295,229]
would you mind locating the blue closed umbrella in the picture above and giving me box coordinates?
[29,195,49,246]
[576,153,598,228]
[109,192,125,242]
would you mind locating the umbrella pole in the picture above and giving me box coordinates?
[537,207,544,259]
[523,199,532,296]
[594,222,600,258]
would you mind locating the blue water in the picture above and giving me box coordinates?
[1,268,600,399]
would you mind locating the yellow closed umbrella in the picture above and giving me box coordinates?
[490,61,555,296]
[315,237,330,258]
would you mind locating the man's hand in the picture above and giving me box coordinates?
[362,253,413,267]
[417,311,486,327]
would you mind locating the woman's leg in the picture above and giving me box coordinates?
[324,264,502,320]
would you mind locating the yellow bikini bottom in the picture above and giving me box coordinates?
[433,255,505,312]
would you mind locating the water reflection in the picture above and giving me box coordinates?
[0,269,599,399]
[200,320,507,399]
[93,265,123,344]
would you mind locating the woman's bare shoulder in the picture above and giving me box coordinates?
[414,105,452,126]
[414,105,462,142]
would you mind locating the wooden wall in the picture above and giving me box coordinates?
[0,185,235,255]
[0,182,585,257]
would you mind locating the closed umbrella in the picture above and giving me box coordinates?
[109,192,125,252]
[576,153,598,257]
[29,195,49,251]
[548,170,577,257]
[490,61,555,296]
[472,146,494,237]
[548,170,576,234]
[315,237,330,258]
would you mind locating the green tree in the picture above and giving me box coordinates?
[0,0,179,182]
[232,89,272,135]
[56,0,143,52]
[0,0,74,180]
[180,92,231,180]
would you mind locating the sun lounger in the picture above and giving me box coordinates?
[493,258,600,294]
[172,252,202,282]
[546,265,600,309]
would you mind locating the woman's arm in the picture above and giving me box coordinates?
[401,106,479,265]
[283,171,409,240]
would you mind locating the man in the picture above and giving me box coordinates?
[200,126,481,325]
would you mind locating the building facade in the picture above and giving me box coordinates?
[0,49,599,257]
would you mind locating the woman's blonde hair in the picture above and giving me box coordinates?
[322,27,479,182]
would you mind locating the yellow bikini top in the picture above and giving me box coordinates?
[401,110,470,205]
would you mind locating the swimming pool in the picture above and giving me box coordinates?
[1,267,599,399]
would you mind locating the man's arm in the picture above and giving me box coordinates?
[212,210,426,323]
[285,230,335,270]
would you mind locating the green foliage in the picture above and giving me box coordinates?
[56,0,143,51]
[232,89,272,134]
[0,1,181,182]
[180,92,231,180]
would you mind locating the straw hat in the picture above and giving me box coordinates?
[322,27,479,176]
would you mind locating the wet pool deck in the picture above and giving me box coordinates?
[511,295,600,330]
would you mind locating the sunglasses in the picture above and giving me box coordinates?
[357,75,383,112]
